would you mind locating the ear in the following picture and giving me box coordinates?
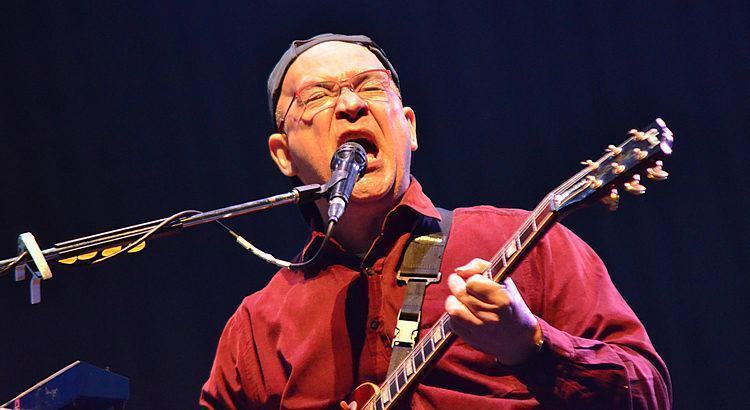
[403,106,418,151]
[268,133,298,177]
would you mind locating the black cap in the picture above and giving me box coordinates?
[267,33,400,129]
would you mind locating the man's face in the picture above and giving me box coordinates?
[269,41,417,208]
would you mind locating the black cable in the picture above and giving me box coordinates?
[91,210,202,264]
[3,210,333,275]
[288,220,335,270]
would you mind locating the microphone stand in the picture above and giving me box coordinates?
[1,183,325,304]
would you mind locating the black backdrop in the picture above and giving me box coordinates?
[1,2,748,409]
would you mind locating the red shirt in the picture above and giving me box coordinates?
[200,179,671,409]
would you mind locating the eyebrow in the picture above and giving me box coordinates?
[293,69,378,92]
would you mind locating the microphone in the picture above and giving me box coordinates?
[326,142,368,223]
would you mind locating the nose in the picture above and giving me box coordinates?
[334,88,368,122]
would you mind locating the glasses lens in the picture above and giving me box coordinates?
[352,71,391,102]
[296,70,394,122]
[297,82,338,121]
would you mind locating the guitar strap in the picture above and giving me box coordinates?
[387,207,453,376]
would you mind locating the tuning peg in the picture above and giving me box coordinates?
[632,148,649,160]
[606,145,623,155]
[610,162,626,174]
[629,129,647,141]
[624,174,647,195]
[600,188,619,211]
[580,159,598,169]
[645,128,660,146]
[585,175,603,188]
[646,160,669,181]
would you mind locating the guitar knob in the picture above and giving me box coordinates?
[646,160,669,181]
[624,174,647,195]
[600,188,620,211]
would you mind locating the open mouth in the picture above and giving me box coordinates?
[338,132,381,170]
[348,137,378,158]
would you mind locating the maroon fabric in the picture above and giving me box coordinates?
[200,179,671,409]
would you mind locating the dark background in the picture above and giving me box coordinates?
[1,1,748,408]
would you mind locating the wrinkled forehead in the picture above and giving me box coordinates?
[281,41,386,95]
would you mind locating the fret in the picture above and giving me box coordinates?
[519,223,533,246]
[381,382,390,403]
[423,338,435,357]
[531,215,538,231]
[535,208,548,230]
[375,397,384,410]
[388,379,398,400]
[432,327,442,344]
[515,236,522,252]
[500,253,507,267]
[505,241,517,259]
[413,346,425,368]
[397,369,407,389]
[442,318,451,335]
[405,355,415,376]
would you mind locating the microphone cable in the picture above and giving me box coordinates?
[215,219,335,270]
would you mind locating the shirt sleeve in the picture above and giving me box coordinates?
[513,224,672,409]
[200,301,267,409]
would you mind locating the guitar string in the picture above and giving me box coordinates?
[370,197,557,408]
[370,160,609,408]
[372,135,647,407]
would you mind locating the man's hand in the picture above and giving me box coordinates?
[445,258,543,366]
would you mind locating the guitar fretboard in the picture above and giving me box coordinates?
[367,194,561,410]
[360,119,673,409]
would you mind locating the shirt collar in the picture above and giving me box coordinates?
[295,175,441,268]
[391,176,442,221]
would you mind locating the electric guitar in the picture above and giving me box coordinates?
[343,118,675,410]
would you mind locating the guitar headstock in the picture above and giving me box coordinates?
[551,118,674,215]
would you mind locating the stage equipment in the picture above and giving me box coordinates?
[1,143,367,303]
[326,142,368,223]
[2,361,129,409]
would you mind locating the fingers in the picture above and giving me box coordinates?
[447,274,505,323]
[454,258,491,279]
[445,294,483,326]
[448,274,497,310]
[339,401,357,410]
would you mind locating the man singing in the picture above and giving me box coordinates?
[200,34,671,409]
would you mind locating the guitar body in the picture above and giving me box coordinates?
[341,382,379,410]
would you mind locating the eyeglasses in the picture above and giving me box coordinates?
[276,69,398,132]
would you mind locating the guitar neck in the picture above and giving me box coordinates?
[368,195,563,410]
[362,119,674,410]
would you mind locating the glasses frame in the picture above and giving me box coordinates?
[276,68,397,132]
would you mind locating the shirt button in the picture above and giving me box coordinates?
[370,320,380,330]
[364,267,374,275]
